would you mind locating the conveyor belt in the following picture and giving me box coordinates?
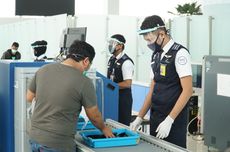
[75,119,191,152]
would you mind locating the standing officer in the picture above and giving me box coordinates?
[130,15,193,148]
[107,34,134,126]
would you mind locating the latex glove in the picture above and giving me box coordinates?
[130,117,143,131]
[156,115,174,139]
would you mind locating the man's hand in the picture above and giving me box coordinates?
[102,127,115,138]
[85,106,114,138]
[156,115,174,139]
[130,117,143,131]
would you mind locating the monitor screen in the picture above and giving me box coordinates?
[192,64,202,88]
[59,27,87,49]
[16,0,75,16]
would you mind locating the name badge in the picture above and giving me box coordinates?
[160,64,166,76]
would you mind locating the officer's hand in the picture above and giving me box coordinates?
[155,115,174,139]
[130,117,143,131]
[102,127,115,138]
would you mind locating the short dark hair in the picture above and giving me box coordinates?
[67,40,95,63]
[140,15,166,32]
[12,42,19,48]
[31,40,48,47]
[111,34,126,44]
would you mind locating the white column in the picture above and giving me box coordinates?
[107,0,119,15]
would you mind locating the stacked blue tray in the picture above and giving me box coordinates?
[80,128,140,148]
[76,116,96,130]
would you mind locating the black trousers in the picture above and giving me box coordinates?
[118,89,133,126]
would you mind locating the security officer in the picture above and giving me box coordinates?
[1,42,21,60]
[31,40,48,61]
[130,15,193,148]
[107,34,134,126]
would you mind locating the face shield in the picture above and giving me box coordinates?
[137,25,165,53]
[107,38,124,54]
[137,25,165,35]
[31,45,47,57]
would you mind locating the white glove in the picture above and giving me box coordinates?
[130,117,143,131]
[156,115,174,139]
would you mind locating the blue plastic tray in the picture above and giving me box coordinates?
[76,121,96,130]
[80,129,140,148]
[76,116,96,130]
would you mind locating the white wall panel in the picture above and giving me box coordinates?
[171,17,188,48]
[212,16,230,56]
[1,14,230,83]
[0,14,67,61]
[189,16,210,62]
[43,15,66,58]
[21,20,37,60]
[135,17,152,83]
[76,15,108,75]
[0,25,10,54]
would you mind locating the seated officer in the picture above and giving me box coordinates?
[1,42,21,60]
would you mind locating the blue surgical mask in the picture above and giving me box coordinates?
[147,43,161,53]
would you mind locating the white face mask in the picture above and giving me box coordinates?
[11,49,17,54]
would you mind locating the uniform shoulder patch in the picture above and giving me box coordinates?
[177,56,187,65]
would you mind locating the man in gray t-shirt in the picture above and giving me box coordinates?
[27,40,114,152]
